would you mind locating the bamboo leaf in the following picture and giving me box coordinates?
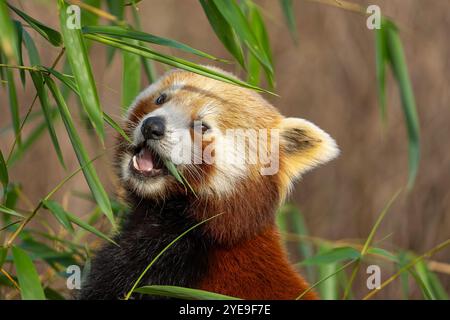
[40,66,131,143]
[277,204,315,281]
[0,149,8,190]
[42,199,74,233]
[103,112,131,143]
[8,4,62,47]
[211,0,273,75]
[385,20,420,189]
[58,0,104,141]
[367,247,398,262]
[164,160,197,197]
[85,33,274,95]
[81,0,101,27]
[280,0,298,44]
[398,251,410,299]
[12,246,46,300]
[105,0,125,64]
[0,204,24,218]
[82,25,224,61]
[0,1,19,63]
[29,71,65,168]
[45,76,115,228]
[122,38,141,112]
[22,28,40,66]
[13,20,26,86]
[375,21,387,121]
[65,210,118,246]
[40,66,78,94]
[300,246,361,266]
[316,245,339,300]
[343,189,402,299]
[0,247,7,269]
[6,68,21,146]
[246,1,274,87]
[199,0,245,68]
[415,260,449,300]
[135,285,240,300]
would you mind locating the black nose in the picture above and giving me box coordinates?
[141,116,166,140]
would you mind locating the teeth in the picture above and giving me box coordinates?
[132,155,139,170]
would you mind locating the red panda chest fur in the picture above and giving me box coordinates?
[200,226,317,300]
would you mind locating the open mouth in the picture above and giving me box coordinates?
[129,144,168,178]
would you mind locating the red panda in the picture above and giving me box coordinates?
[79,67,339,300]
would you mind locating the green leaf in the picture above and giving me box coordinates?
[211,0,273,75]
[81,0,101,28]
[40,66,78,93]
[64,210,118,246]
[19,237,78,269]
[246,1,274,87]
[42,199,74,233]
[316,245,339,300]
[0,204,24,218]
[277,204,315,281]
[0,147,9,190]
[122,38,141,112]
[280,0,298,44]
[0,247,7,269]
[375,21,387,121]
[164,159,196,197]
[6,68,21,146]
[85,34,274,95]
[29,71,65,168]
[300,246,361,266]
[0,1,19,63]
[13,20,26,86]
[135,285,240,300]
[385,20,420,189]
[40,66,131,143]
[103,112,131,143]
[58,0,104,141]
[397,251,410,299]
[44,287,66,300]
[12,246,46,300]
[22,27,40,66]
[141,56,157,83]
[105,0,125,64]
[367,247,398,262]
[199,0,245,68]
[8,4,62,47]
[45,76,115,228]
[83,25,224,62]
[415,260,449,300]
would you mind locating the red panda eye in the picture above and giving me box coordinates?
[201,124,209,134]
[191,121,210,134]
[155,93,166,105]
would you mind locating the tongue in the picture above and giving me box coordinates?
[133,149,154,172]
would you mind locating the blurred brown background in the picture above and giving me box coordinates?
[1,0,449,299]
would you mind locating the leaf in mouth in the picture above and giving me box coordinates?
[163,160,197,198]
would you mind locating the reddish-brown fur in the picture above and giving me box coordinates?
[199,225,317,300]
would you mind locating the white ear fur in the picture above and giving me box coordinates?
[280,117,339,179]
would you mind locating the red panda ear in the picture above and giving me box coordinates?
[279,117,339,179]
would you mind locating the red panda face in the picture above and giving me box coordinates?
[116,67,339,243]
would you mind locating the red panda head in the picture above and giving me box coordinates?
[116,67,339,244]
